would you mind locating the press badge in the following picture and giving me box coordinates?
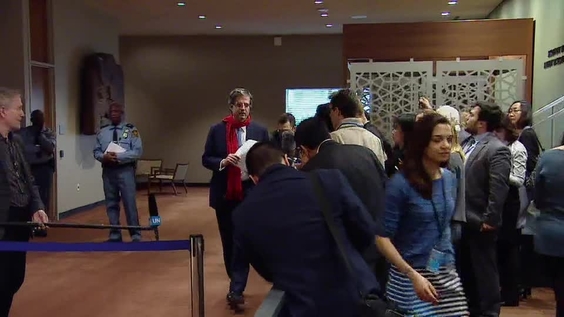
[426,248,447,273]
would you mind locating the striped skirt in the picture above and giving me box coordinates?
[386,266,469,317]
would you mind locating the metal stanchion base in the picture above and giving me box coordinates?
[190,235,205,317]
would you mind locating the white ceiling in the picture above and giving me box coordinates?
[80,0,504,36]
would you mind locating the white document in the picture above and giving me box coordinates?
[104,142,126,154]
[235,139,257,175]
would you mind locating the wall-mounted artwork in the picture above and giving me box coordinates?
[80,53,124,135]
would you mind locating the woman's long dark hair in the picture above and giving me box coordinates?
[392,113,416,149]
[498,116,519,145]
[402,112,451,199]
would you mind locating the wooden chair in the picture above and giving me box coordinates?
[149,163,189,195]
[135,159,163,195]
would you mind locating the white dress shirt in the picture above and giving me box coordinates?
[219,126,248,180]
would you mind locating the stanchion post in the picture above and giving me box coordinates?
[190,234,205,317]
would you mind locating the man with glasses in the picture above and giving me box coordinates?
[202,88,270,308]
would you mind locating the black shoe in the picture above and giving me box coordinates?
[32,228,48,238]
[106,238,122,243]
[226,291,245,312]
[520,287,532,300]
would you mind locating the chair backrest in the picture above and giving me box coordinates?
[173,163,189,181]
[136,159,163,176]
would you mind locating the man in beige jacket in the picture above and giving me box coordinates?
[328,89,387,166]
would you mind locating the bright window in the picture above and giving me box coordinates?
[285,88,340,124]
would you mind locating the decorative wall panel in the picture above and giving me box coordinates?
[349,61,433,138]
[349,59,525,140]
[435,59,525,112]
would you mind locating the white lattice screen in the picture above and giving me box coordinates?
[349,59,525,139]
[435,59,524,113]
[349,61,433,138]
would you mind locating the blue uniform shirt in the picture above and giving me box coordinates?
[93,122,143,165]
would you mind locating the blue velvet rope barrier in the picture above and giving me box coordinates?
[0,240,191,252]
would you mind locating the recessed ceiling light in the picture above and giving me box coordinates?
[198,15,206,19]
[177,1,186,6]
[325,24,333,28]
[215,25,222,29]
[351,15,367,19]
[317,8,328,13]
[321,13,328,17]
[314,0,323,4]
[448,0,457,4]
[441,11,450,16]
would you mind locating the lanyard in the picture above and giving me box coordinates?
[430,176,448,243]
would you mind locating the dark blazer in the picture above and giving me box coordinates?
[300,140,387,232]
[232,164,379,317]
[0,133,45,239]
[201,120,269,209]
[464,132,511,230]
[364,122,393,160]
[518,127,542,177]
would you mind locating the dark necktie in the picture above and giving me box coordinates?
[112,126,118,142]
[463,137,476,155]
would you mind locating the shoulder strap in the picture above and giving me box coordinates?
[308,172,364,298]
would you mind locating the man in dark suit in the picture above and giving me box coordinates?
[0,87,49,316]
[232,141,380,317]
[295,116,388,286]
[201,88,270,303]
[460,101,511,317]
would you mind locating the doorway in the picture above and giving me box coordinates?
[29,0,57,220]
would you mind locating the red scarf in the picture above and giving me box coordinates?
[223,115,252,201]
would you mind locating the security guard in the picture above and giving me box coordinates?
[93,102,143,242]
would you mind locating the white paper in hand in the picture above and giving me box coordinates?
[105,142,126,154]
[235,140,257,174]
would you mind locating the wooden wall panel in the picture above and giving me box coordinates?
[29,0,50,63]
[343,19,535,102]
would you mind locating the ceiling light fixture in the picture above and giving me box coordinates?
[215,25,222,29]
[317,8,328,12]
[198,15,206,19]
[177,1,186,6]
[351,15,367,19]
[325,24,333,28]
[321,13,328,17]
[448,0,458,4]
[441,11,450,16]
[314,0,323,4]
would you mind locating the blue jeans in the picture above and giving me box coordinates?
[102,165,141,240]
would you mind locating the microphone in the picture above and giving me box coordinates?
[148,193,161,241]
[280,130,296,156]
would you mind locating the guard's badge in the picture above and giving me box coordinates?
[132,129,139,137]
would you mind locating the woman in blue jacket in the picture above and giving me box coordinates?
[376,112,469,316]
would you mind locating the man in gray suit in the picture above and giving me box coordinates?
[459,101,511,317]
[0,87,49,316]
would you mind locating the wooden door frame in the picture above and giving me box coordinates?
[27,0,57,220]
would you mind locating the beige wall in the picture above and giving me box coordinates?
[489,0,564,147]
[120,35,343,183]
[53,0,119,213]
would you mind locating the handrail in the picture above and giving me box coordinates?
[254,287,285,317]
[532,95,564,148]
[533,106,564,127]
[532,95,564,116]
